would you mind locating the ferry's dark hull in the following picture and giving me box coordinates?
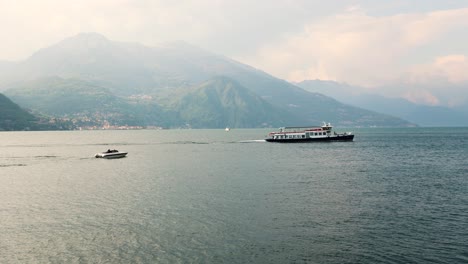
[265,134,354,143]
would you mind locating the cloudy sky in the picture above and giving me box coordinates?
[1,0,467,106]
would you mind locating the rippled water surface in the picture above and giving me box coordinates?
[1,128,467,263]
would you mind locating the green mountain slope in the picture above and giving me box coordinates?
[5,77,144,126]
[0,93,38,130]
[164,76,301,128]
[7,77,117,114]
[5,76,301,128]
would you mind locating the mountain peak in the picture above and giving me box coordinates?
[59,32,112,49]
[73,32,109,40]
[29,32,112,59]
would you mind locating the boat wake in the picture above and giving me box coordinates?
[238,139,266,143]
[164,141,210,145]
[0,164,27,167]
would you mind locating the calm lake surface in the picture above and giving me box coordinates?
[1,128,467,263]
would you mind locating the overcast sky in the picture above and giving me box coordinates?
[1,0,467,106]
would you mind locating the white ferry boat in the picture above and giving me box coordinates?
[265,122,354,143]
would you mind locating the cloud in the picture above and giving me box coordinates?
[406,55,468,84]
[0,0,352,61]
[403,89,440,106]
[387,55,468,106]
[243,7,468,86]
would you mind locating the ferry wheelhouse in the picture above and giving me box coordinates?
[265,122,354,143]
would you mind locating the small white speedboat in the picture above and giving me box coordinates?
[95,149,128,159]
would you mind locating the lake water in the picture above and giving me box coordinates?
[1,128,467,263]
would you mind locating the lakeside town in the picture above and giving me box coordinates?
[37,114,163,131]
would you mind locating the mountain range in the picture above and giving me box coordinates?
[296,80,468,127]
[0,32,416,129]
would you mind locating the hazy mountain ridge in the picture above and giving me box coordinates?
[296,80,468,127]
[1,33,416,128]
